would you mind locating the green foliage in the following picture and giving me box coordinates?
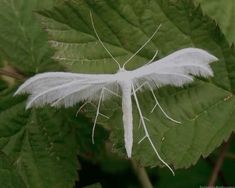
[156,159,211,188]
[0,79,7,91]
[83,183,102,188]
[0,0,61,75]
[0,55,3,67]
[0,88,79,188]
[0,152,26,188]
[194,0,235,44]
[1,0,235,187]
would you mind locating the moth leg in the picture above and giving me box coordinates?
[92,87,120,144]
[138,117,150,129]
[138,135,147,144]
[131,83,175,175]
[99,113,110,119]
[147,83,181,124]
[138,117,150,144]
[92,88,104,144]
[134,81,181,124]
[76,101,90,116]
[76,101,107,118]
[138,116,150,129]
[103,87,121,98]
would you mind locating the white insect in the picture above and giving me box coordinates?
[14,12,218,175]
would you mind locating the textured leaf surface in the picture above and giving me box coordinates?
[75,116,108,162]
[0,152,26,188]
[0,88,79,188]
[194,0,235,44]
[0,79,7,92]
[83,183,102,188]
[0,0,62,75]
[156,159,211,188]
[37,0,235,170]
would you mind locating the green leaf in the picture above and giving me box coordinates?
[0,0,62,75]
[0,55,3,67]
[0,88,79,188]
[83,183,102,188]
[0,79,7,92]
[75,116,109,162]
[0,152,26,188]
[38,0,235,169]
[194,0,235,44]
[156,159,211,188]
[0,55,7,90]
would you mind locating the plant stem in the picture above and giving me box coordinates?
[208,141,230,186]
[206,157,228,186]
[131,160,153,188]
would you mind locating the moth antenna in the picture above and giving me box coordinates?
[90,12,121,70]
[123,24,161,68]
[145,50,159,66]
[132,84,175,175]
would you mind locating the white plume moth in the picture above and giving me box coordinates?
[14,12,218,175]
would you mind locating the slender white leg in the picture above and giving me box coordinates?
[92,87,120,144]
[134,81,181,124]
[138,118,142,129]
[131,83,175,175]
[76,101,89,116]
[103,87,121,98]
[76,102,110,120]
[92,89,104,144]
[138,116,150,129]
[99,113,110,119]
[138,135,147,144]
[76,86,120,117]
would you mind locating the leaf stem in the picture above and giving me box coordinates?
[208,141,230,186]
[131,160,153,188]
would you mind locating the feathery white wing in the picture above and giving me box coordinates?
[14,48,217,109]
[129,48,218,89]
[15,72,118,109]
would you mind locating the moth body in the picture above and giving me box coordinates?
[119,80,133,158]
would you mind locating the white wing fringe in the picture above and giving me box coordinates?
[14,48,218,109]
[133,48,218,89]
[14,72,106,109]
